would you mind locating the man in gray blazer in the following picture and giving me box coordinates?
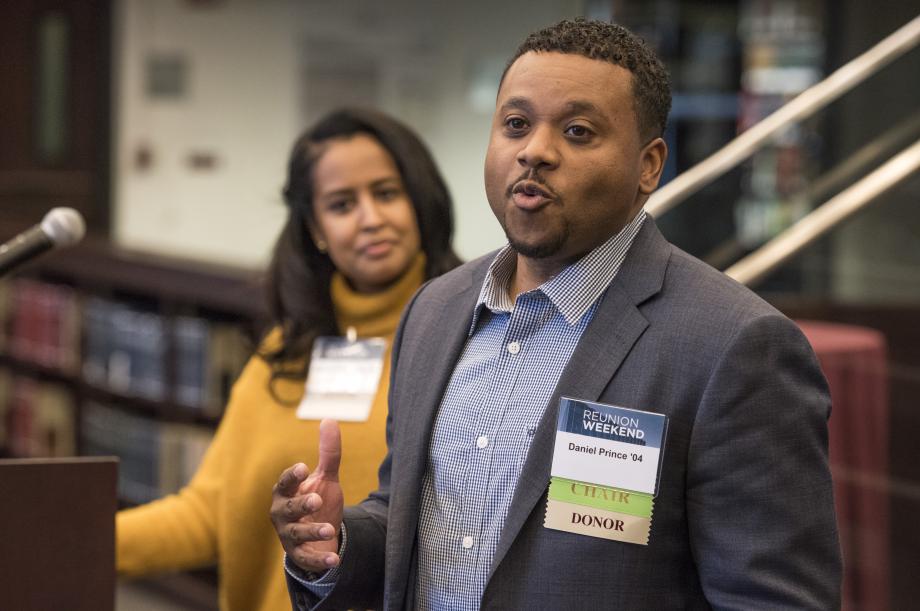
[272,19,841,610]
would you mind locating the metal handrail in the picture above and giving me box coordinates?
[646,14,920,219]
[724,139,920,287]
[801,109,920,206]
[699,109,920,270]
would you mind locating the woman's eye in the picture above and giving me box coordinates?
[326,199,352,213]
[376,188,400,201]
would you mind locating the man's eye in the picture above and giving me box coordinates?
[566,125,592,138]
[506,117,527,130]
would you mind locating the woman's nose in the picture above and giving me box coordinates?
[356,194,385,229]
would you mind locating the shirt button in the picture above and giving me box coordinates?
[527,427,536,436]
[507,341,521,354]
[476,435,489,449]
[462,536,474,549]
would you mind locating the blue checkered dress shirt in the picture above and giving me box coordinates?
[288,211,646,608]
[416,211,645,610]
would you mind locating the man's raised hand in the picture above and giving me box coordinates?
[270,419,345,573]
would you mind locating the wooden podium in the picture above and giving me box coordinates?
[0,457,118,611]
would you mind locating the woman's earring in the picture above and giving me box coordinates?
[315,239,328,253]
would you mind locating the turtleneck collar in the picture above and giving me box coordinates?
[330,253,427,339]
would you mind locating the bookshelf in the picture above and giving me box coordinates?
[0,238,262,522]
[0,239,264,607]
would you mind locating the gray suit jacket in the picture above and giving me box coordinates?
[290,219,841,610]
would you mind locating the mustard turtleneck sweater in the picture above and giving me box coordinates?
[116,255,426,611]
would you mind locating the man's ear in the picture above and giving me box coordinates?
[638,137,668,195]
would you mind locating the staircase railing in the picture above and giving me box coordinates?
[643,15,920,287]
[725,139,920,286]
[646,15,920,220]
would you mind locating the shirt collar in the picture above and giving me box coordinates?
[470,211,646,333]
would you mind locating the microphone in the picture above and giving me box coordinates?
[0,207,86,277]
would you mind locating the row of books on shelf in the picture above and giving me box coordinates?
[0,279,80,373]
[0,277,251,414]
[81,402,212,505]
[0,372,75,457]
[0,373,212,504]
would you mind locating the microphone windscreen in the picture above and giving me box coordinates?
[41,207,86,247]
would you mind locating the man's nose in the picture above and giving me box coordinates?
[516,126,560,170]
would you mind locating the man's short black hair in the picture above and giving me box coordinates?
[504,18,671,140]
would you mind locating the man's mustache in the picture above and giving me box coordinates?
[505,170,557,199]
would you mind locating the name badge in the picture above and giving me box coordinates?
[544,397,668,545]
[295,333,386,422]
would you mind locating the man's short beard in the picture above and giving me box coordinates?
[506,223,569,259]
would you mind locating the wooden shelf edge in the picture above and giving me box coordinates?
[17,237,267,319]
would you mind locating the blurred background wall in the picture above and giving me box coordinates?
[111,0,593,266]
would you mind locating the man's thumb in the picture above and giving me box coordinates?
[315,418,342,480]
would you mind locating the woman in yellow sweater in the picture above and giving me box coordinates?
[116,108,461,610]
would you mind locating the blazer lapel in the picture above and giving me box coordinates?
[489,219,672,576]
[391,256,491,472]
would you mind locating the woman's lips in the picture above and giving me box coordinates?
[362,240,395,258]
